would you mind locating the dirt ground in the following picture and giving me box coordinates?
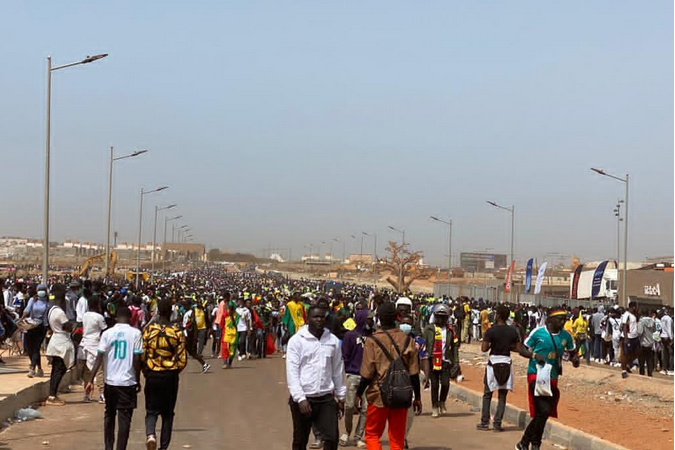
[457,343,674,450]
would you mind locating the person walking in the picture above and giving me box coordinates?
[45,283,75,406]
[81,296,107,403]
[86,306,143,450]
[355,302,422,450]
[22,284,49,378]
[476,304,527,432]
[620,302,641,379]
[286,305,346,450]
[220,300,240,369]
[340,309,372,448]
[637,308,656,377]
[515,309,579,450]
[423,304,458,418]
[660,308,673,375]
[142,298,187,450]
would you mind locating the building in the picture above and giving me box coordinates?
[621,263,674,308]
[460,252,507,273]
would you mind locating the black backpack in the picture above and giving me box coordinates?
[369,330,413,409]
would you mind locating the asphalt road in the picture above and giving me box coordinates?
[0,353,553,450]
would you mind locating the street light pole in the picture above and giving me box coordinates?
[592,168,629,305]
[430,216,453,272]
[163,215,182,273]
[137,186,168,288]
[105,148,147,277]
[152,204,176,279]
[43,53,108,283]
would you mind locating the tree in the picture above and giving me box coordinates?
[378,241,432,293]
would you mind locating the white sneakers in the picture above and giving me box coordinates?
[146,434,157,450]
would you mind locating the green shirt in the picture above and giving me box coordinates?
[525,327,575,379]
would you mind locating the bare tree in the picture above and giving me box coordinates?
[378,241,432,292]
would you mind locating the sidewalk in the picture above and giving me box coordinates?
[0,354,76,425]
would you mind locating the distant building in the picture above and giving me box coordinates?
[460,252,507,272]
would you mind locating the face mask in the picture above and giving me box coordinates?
[399,324,413,334]
[37,291,47,298]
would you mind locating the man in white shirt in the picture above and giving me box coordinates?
[660,308,673,374]
[80,297,107,403]
[75,289,89,325]
[286,306,346,450]
[620,301,640,379]
[86,306,143,450]
[236,299,252,360]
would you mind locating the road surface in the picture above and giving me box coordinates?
[0,354,553,450]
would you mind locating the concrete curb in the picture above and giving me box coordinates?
[448,383,632,450]
[0,369,75,425]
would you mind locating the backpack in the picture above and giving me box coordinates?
[369,330,413,409]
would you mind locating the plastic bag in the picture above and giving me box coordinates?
[14,408,43,421]
[534,363,553,397]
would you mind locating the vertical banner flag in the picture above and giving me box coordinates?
[591,260,609,299]
[534,262,548,295]
[570,264,584,299]
[525,258,534,293]
[505,260,515,293]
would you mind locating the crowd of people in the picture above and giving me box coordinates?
[0,267,672,450]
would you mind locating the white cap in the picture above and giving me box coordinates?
[395,297,413,307]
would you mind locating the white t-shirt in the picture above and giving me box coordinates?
[76,296,89,323]
[98,323,143,386]
[48,306,69,335]
[236,307,251,332]
[621,311,638,339]
[81,311,107,350]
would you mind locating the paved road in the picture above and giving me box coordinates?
[0,354,553,450]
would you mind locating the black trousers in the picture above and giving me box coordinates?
[430,361,451,407]
[49,356,67,397]
[104,384,137,450]
[521,380,558,447]
[638,347,655,376]
[26,326,46,369]
[289,394,338,450]
[145,371,180,450]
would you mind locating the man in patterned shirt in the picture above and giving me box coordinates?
[142,298,187,450]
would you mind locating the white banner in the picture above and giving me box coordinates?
[534,262,548,295]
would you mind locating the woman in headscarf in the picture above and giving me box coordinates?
[220,301,239,369]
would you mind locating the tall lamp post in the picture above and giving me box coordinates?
[592,168,629,305]
[613,200,624,270]
[430,216,453,273]
[106,148,147,277]
[163,215,182,272]
[387,226,405,292]
[43,53,108,282]
[486,201,515,266]
[137,186,168,288]
[151,204,176,279]
[333,238,345,263]
[363,232,378,287]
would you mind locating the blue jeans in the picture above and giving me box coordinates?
[593,334,603,360]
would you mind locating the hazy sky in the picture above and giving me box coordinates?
[1,1,672,267]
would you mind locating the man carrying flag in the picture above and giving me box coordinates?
[281,293,306,358]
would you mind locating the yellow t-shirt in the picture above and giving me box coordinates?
[194,308,207,330]
[572,316,588,336]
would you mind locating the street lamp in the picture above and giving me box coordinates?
[362,232,378,286]
[333,238,345,263]
[486,201,515,266]
[163,215,182,272]
[613,200,624,270]
[181,228,192,242]
[43,53,108,282]
[137,186,168,287]
[151,204,176,279]
[592,168,630,305]
[105,148,147,277]
[430,216,453,272]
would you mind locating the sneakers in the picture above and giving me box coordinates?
[45,396,66,406]
[456,374,464,382]
[356,441,366,449]
[515,442,529,450]
[476,423,490,431]
[339,433,349,447]
[237,355,243,362]
[27,369,35,378]
[99,394,106,404]
[83,395,91,403]
[146,434,157,450]
[439,401,447,414]
[621,371,629,379]
[202,363,211,374]
[36,368,44,377]
[493,424,504,432]
[431,407,439,418]
[310,440,324,449]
